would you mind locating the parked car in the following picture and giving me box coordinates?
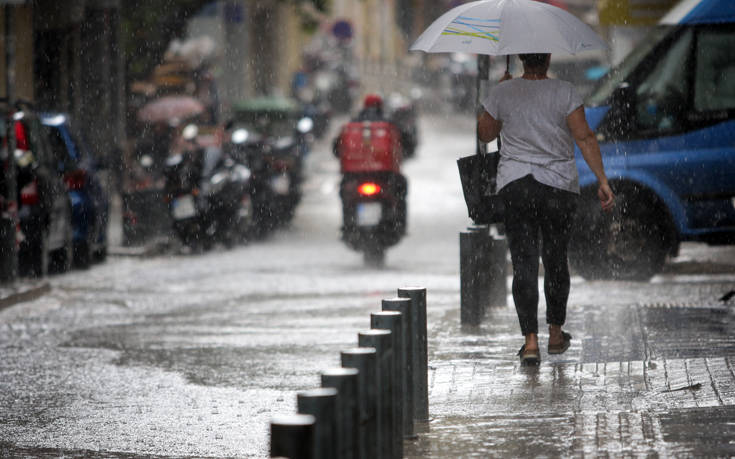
[13,103,73,276]
[41,113,109,268]
[570,0,735,280]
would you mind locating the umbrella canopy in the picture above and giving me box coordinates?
[137,95,205,123]
[410,0,607,56]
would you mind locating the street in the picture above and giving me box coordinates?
[1,113,735,457]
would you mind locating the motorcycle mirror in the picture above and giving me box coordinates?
[231,128,249,144]
[140,154,155,168]
[165,153,183,167]
[182,124,198,141]
[233,164,251,181]
[297,117,314,134]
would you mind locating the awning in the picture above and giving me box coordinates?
[660,0,735,24]
[598,0,678,26]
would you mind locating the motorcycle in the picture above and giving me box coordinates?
[226,98,314,236]
[164,124,253,250]
[387,92,420,159]
[334,120,408,266]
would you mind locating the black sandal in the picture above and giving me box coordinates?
[518,344,540,365]
[548,331,572,355]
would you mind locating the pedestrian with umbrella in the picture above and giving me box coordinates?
[411,0,615,365]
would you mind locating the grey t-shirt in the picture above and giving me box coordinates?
[482,78,583,194]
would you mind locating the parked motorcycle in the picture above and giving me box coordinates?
[334,119,408,266]
[163,124,252,250]
[227,97,314,236]
[387,92,420,159]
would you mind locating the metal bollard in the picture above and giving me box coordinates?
[321,367,360,459]
[296,388,338,459]
[358,329,394,459]
[270,413,316,459]
[341,347,378,459]
[472,225,494,309]
[488,235,508,308]
[382,297,415,438]
[371,311,404,459]
[460,228,486,326]
[397,286,429,422]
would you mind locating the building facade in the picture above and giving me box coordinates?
[1,0,125,169]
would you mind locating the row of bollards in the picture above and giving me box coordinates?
[460,225,508,326]
[270,286,429,459]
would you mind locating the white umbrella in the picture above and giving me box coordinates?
[410,0,607,56]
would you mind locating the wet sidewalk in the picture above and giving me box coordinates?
[405,252,735,457]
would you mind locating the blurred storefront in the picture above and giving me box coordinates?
[0,2,33,103]
[1,0,125,173]
[185,0,311,117]
[598,0,679,65]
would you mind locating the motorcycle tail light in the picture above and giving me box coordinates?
[20,179,39,206]
[358,182,381,196]
[64,169,87,190]
[14,121,29,151]
[273,158,293,171]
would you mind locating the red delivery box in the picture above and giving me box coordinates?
[336,121,402,173]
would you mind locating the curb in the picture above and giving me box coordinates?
[0,282,52,312]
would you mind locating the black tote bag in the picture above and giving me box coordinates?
[457,151,504,224]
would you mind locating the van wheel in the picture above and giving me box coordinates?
[569,185,670,281]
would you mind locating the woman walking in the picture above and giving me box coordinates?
[477,53,615,365]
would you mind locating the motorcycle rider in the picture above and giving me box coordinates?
[356,93,387,122]
[333,93,393,156]
[333,93,408,264]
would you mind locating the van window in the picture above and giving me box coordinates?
[586,26,671,107]
[635,28,693,133]
[694,29,735,112]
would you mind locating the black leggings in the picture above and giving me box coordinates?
[500,175,578,336]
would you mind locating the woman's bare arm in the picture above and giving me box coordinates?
[477,111,502,143]
[567,106,615,212]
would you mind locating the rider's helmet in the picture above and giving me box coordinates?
[363,93,383,109]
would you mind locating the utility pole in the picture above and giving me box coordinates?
[4,4,16,103]
[1,1,21,283]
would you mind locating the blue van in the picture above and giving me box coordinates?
[570,0,735,280]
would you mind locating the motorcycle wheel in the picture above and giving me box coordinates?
[363,246,385,268]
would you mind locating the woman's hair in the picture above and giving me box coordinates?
[519,53,550,69]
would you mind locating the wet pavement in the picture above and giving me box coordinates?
[0,113,734,457]
[408,269,735,457]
